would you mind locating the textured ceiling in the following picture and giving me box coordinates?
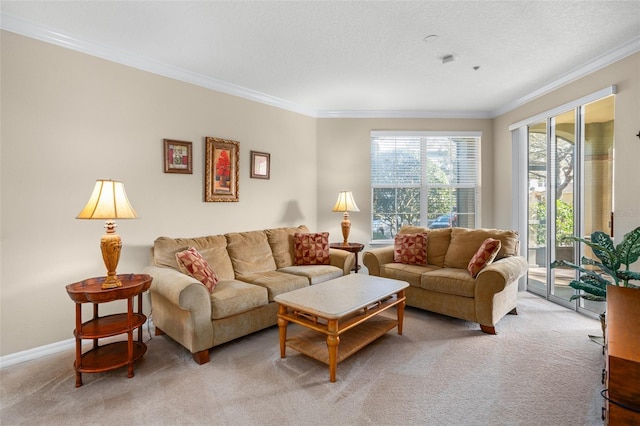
[1,1,639,117]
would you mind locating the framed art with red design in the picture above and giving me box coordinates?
[250,151,270,179]
[205,137,239,202]
[163,139,192,174]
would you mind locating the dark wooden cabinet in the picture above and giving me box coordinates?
[66,274,152,387]
[604,286,640,424]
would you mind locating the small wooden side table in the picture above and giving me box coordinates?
[330,242,365,273]
[65,273,152,387]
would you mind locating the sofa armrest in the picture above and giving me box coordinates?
[329,248,356,275]
[144,266,211,313]
[475,256,528,295]
[474,256,527,327]
[362,246,395,276]
[143,266,214,354]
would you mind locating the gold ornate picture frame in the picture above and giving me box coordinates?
[205,137,239,202]
[163,139,193,174]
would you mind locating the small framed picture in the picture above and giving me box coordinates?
[205,137,240,202]
[250,151,270,180]
[163,139,193,174]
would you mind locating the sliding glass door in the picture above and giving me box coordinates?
[525,95,613,314]
[580,96,614,314]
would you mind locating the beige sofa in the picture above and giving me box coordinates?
[363,226,528,334]
[144,225,355,364]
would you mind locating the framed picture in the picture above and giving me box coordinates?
[205,137,239,202]
[163,139,193,174]
[250,151,270,179]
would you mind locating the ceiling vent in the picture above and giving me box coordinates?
[442,55,454,64]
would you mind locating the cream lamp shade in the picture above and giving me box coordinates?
[332,191,360,245]
[77,180,138,289]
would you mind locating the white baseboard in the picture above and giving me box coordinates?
[0,338,76,369]
[0,319,154,369]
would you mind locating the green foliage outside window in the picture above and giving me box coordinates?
[372,162,454,239]
[371,135,478,240]
[531,199,574,247]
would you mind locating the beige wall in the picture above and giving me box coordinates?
[316,118,494,251]
[0,32,318,355]
[1,31,639,358]
[492,52,640,242]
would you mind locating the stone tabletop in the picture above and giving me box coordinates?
[274,274,408,319]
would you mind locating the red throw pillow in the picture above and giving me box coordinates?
[394,233,428,266]
[467,238,502,277]
[176,247,219,292]
[293,232,330,265]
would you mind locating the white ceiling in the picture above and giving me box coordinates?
[1,1,639,118]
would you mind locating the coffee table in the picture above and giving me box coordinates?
[274,274,408,382]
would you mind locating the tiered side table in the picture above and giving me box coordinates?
[330,242,365,273]
[65,273,152,387]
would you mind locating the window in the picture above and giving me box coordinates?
[370,131,480,241]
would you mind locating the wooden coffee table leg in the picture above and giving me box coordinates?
[327,319,340,382]
[277,305,288,358]
[397,290,406,335]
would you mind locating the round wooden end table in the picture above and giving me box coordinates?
[330,242,365,273]
[65,273,152,387]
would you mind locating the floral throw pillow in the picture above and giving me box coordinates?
[394,233,429,266]
[467,238,502,277]
[175,247,219,292]
[293,232,330,265]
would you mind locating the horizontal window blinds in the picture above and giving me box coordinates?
[370,132,480,240]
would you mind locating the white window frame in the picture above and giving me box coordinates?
[370,130,481,244]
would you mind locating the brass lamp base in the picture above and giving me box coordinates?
[341,212,351,245]
[100,221,123,290]
[101,274,122,289]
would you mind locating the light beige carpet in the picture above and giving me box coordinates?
[1,292,603,425]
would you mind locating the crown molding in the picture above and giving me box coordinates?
[491,36,640,118]
[0,13,318,117]
[2,12,639,120]
[316,109,494,119]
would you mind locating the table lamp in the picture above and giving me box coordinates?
[332,191,360,245]
[77,180,138,289]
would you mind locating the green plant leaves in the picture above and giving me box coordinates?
[616,226,640,267]
[590,231,619,271]
[552,226,640,300]
[568,278,607,301]
[618,271,640,286]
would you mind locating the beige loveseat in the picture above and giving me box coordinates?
[363,226,528,334]
[144,225,355,364]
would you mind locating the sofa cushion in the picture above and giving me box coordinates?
[421,268,476,298]
[443,228,520,269]
[226,230,277,275]
[467,238,502,277]
[278,265,343,285]
[153,235,235,280]
[394,233,428,265]
[266,225,310,268]
[293,232,330,265]
[175,247,219,292]
[210,280,269,320]
[237,271,309,301]
[380,263,441,288]
[399,226,452,267]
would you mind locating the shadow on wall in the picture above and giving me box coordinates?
[280,200,305,226]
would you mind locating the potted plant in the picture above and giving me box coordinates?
[551,226,640,342]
